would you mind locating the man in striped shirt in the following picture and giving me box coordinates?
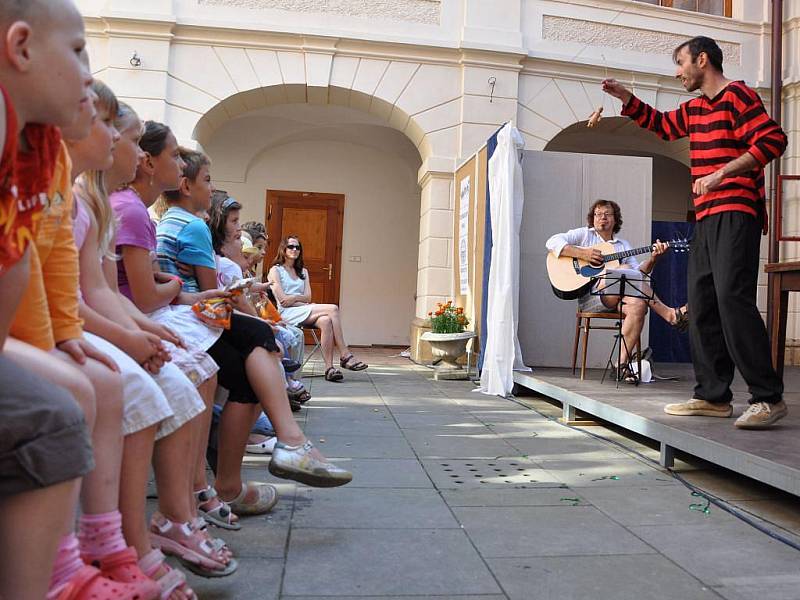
[602,36,788,429]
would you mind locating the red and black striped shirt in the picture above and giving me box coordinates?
[622,81,787,221]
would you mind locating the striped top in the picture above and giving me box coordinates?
[622,81,786,221]
[155,206,216,293]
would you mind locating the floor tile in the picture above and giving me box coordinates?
[283,529,502,596]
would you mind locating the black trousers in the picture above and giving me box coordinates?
[688,211,782,405]
[207,312,280,404]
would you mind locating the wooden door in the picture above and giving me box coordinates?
[266,190,344,340]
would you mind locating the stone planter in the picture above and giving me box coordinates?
[420,331,476,380]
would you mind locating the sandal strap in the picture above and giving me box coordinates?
[229,482,249,505]
[139,549,192,600]
[194,485,217,504]
[138,549,168,575]
[89,546,139,570]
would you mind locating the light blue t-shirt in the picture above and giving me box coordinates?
[156,206,216,293]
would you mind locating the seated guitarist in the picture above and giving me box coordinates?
[546,199,688,375]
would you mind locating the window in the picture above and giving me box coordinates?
[633,0,732,17]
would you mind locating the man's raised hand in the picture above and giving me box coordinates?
[601,79,632,105]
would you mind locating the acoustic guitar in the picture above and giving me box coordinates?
[546,238,689,300]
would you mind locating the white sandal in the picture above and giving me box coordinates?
[194,486,241,531]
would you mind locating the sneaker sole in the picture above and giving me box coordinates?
[664,406,733,417]
[734,408,788,429]
[268,462,352,488]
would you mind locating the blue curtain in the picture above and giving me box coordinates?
[648,221,694,363]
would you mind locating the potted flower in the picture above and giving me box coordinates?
[421,301,475,380]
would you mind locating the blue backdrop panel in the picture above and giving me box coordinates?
[648,221,694,363]
[478,131,499,373]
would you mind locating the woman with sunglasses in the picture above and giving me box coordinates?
[269,236,368,382]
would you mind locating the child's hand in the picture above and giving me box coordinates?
[56,338,120,372]
[123,330,165,367]
[141,319,186,349]
[198,289,231,302]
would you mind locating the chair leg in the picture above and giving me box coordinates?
[572,315,582,375]
[580,318,591,380]
[302,327,322,367]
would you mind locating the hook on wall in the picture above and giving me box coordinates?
[488,76,497,103]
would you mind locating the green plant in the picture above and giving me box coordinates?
[428,301,469,333]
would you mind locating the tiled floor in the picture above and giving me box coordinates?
[177,348,800,600]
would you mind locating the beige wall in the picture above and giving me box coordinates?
[210,139,421,346]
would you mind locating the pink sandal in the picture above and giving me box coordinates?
[82,547,160,599]
[148,513,238,578]
[139,549,196,600]
[52,564,156,600]
[190,516,233,561]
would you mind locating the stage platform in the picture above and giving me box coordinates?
[513,364,800,498]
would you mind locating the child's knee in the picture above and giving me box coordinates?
[58,368,97,428]
[83,359,124,420]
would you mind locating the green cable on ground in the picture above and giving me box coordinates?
[689,491,711,515]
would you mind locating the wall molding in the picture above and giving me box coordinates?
[197,0,441,25]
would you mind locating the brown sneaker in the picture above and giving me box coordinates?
[664,398,733,417]
[734,401,788,429]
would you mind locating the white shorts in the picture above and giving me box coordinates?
[148,305,221,386]
[83,332,205,439]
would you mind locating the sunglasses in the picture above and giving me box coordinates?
[286,244,301,250]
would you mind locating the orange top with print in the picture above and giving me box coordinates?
[0,86,59,274]
[10,142,83,350]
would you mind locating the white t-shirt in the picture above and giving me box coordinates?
[215,255,244,288]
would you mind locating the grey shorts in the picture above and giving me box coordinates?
[578,286,616,314]
[0,355,94,496]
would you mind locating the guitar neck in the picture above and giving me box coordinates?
[604,242,667,263]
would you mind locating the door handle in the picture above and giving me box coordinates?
[321,263,333,281]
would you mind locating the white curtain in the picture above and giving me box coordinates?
[479,123,531,397]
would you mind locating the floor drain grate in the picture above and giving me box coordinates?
[433,460,540,487]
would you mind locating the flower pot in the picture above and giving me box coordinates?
[420,331,476,380]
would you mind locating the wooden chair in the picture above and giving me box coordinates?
[572,310,641,381]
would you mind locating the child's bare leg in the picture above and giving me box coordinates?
[119,425,157,557]
[56,354,124,514]
[191,376,216,503]
[152,421,194,523]
[0,480,78,600]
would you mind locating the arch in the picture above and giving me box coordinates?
[162,48,463,171]
[544,117,689,166]
[192,86,424,157]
